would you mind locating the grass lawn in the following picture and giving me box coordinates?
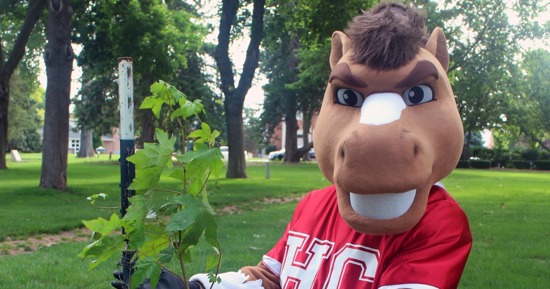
[1,153,549,288]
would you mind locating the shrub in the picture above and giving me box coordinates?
[265,145,277,155]
[533,160,550,170]
[456,160,470,168]
[491,148,513,168]
[520,148,539,161]
[513,160,531,169]
[470,159,491,169]
[471,146,493,161]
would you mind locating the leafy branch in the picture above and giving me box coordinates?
[79,81,224,289]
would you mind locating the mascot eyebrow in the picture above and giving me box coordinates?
[329,60,439,90]
[395,60,439,88]
[328,63,368,88]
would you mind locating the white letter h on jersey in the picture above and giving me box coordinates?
[280,231,380,289]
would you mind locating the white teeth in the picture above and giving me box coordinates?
[350,190,416,219]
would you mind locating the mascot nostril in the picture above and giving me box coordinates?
[182,3,472,289]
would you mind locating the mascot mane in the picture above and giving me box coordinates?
[345,2,428,70]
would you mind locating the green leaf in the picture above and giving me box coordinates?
[123,195,149,248]
[78,235,126,270]
[178,147,224,194]
[133,257,162,289]
[188,123,216,145]
[82,214,122,236]
[205,252,220,272]
[171,99,204,121]
[203,212,218,248]
[140,96,165,118]
[149,81,166,96]
[128,166,165,191]
[127,129,176,192]
[86,193,108,205]
[165,196,202,232]
[128,131,175,169]
[168,85,187,104]
[158,246,176,264]
[166,166,184,182]
[139,234,171,257]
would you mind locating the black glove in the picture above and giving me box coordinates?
[111,269,202,289]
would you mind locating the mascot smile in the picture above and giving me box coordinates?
[115,2,472,289]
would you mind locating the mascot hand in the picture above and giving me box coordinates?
[111,269,203,289]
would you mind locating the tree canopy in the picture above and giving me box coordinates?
[72,0,210,148]
[261,0,376,162]
[0,0,46,169]
[505,49,550,151]
[417,0,549,158]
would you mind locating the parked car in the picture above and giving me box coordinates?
[220,146,229,159]
[268,149,285,160]
[219,146,248,160]
[309,148,315,159]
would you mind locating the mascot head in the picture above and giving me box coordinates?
[313,2,464,235]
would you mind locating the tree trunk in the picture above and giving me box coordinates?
[284,98,300,163]
[284,35,300,163]
[225,100,247,178]
[77,128,95,157]
[76,69,95,158]
[139,109,155,146]
[461,129,472,161]
[0,74,9,169]
[216,0,265,178]
[301,110,312,161]
[0,0,47,169]
[40,0,73,190]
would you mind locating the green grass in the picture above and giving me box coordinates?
[443,169,550,288]
[1,154,549,288]
[0,153,329,241]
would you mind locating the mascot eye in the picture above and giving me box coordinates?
[402,85,434,106]
[335,88,364,107]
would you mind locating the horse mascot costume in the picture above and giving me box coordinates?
[114,2,472,289]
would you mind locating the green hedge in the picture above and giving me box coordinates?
[513,160,531,169]
[534,160,550,170]
[456,160,470,168]
[470,159,491,169]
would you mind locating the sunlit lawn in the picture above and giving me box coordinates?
[0,153,549,288]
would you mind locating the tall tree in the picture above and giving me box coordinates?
[8,68,44,153]
[417,0,549,159]
[507,49,550,151]
[72,0,208,148]
[40,0,73,190]
[76,71,95,158]
[215,0,265,178]
[261,0,374,163]
[0,0,46,169]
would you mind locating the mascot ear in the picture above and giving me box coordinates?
[330,31,351,69]
[425,27,449,72]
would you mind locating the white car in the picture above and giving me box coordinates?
[220,146,229,159]
[219,146,248,160]
[268,149,285,160]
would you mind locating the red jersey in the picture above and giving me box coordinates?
[261,184,472,289]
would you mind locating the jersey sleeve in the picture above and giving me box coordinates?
[377,191,472,289]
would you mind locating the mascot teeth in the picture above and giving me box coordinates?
[350,190,416,219]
